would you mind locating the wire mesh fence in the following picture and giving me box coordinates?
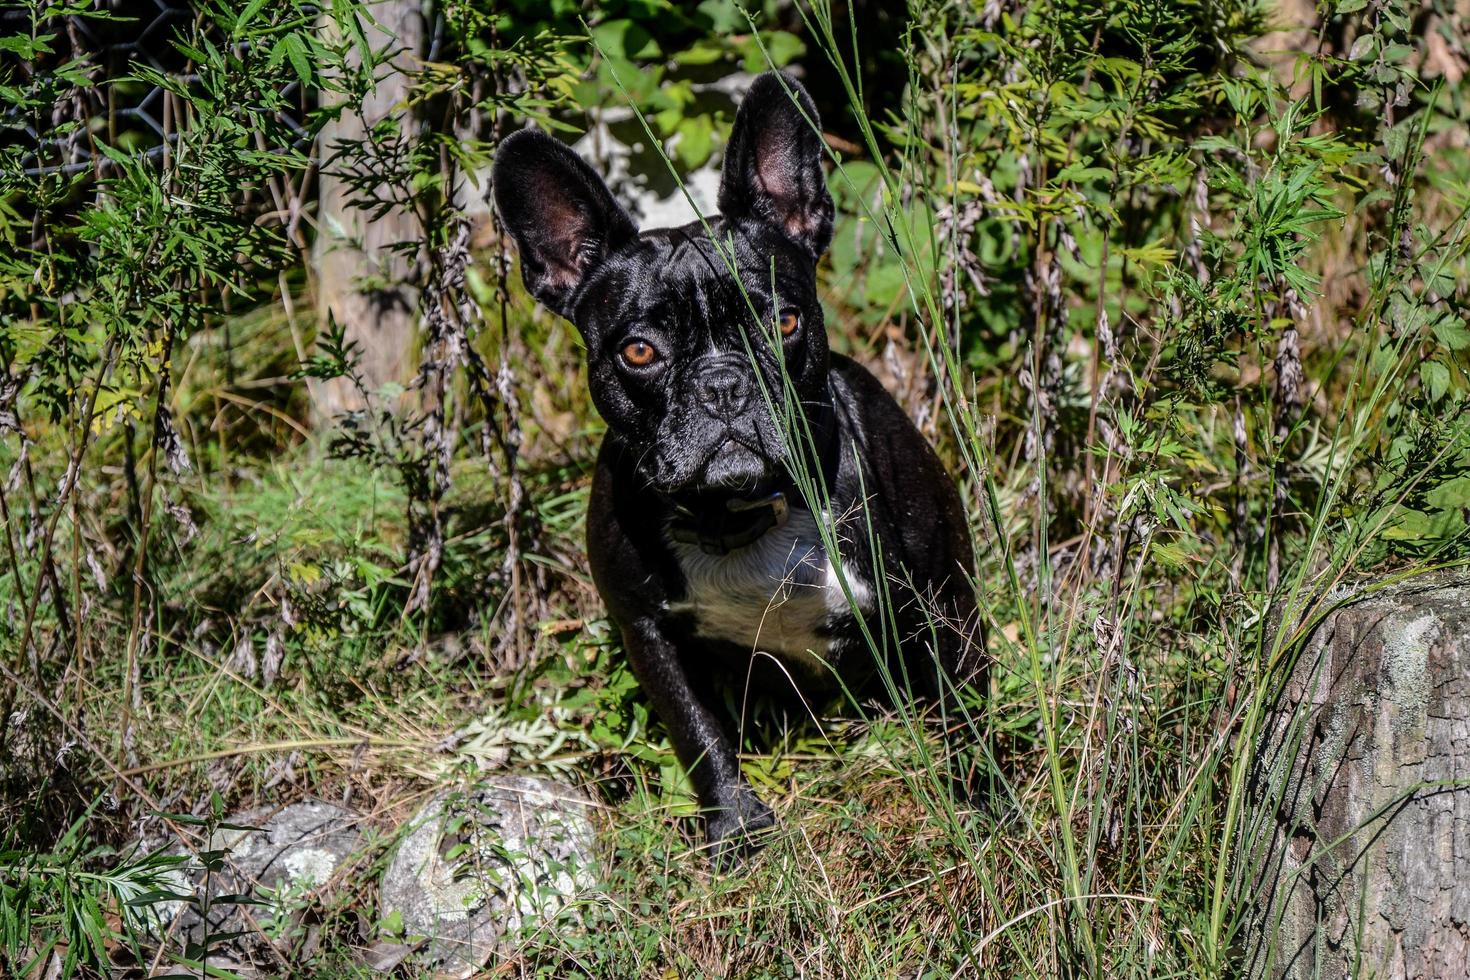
[2,1,311,186]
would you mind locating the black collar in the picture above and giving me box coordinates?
[668,491,790,555]
[663,390,839,556]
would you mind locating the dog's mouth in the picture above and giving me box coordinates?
[694,438,778,495]
[650,436,779,498]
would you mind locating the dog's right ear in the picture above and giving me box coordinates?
[492,129,638,318]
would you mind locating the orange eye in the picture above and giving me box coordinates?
[778,308,801,337]
[621,339,659,367]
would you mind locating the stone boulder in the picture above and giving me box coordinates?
[153,800,365,966]
[1249,572,1470,978]
[379,774,598,978]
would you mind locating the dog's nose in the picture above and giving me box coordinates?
[697,363,752,417]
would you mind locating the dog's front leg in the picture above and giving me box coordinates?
[621,617,775,866]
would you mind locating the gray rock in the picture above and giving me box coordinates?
[379,775,598,978]
[153,801,365,961]
[1248,572,1470,979]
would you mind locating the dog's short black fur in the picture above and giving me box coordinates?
[493,71,980,866]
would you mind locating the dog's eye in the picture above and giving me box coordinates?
[778,308,801,337]
[620,339,659,368]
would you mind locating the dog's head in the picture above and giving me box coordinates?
[492,71,835,500]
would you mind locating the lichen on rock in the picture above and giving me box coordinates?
[379,774,599,978]
[1248,571,1470,979]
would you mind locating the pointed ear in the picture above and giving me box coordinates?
[718,70,835,259]
[492,129,638,318]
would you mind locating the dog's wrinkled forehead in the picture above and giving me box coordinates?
[576,222,810,340]
[576,230,727,324]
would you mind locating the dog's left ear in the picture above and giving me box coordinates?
[718,70,834,259]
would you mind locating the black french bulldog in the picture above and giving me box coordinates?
[493,71,980,866]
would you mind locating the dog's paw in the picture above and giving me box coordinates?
[705,790,775,871]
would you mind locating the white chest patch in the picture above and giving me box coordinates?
[667,509,873,673]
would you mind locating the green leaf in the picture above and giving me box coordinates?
[1427,476,1470,511]
[595,56,662,104]
[1381,508,1434,541]
[233,0,271,37]
[1422,360,1451,402]
[1348,34,1377,62]
[1433,318,1470,352]
[864,260,908,308]
[0,33,55,58]
[674,115,714,170]
[696,0,745,33]
[1054,163,1112,184]
[280,33,311,86]
[672,39,729,66]
[762,30,806,67]
[1117,240,1177,267]
[591,19,661,61]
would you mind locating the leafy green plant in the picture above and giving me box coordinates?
[0,801,190,976]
